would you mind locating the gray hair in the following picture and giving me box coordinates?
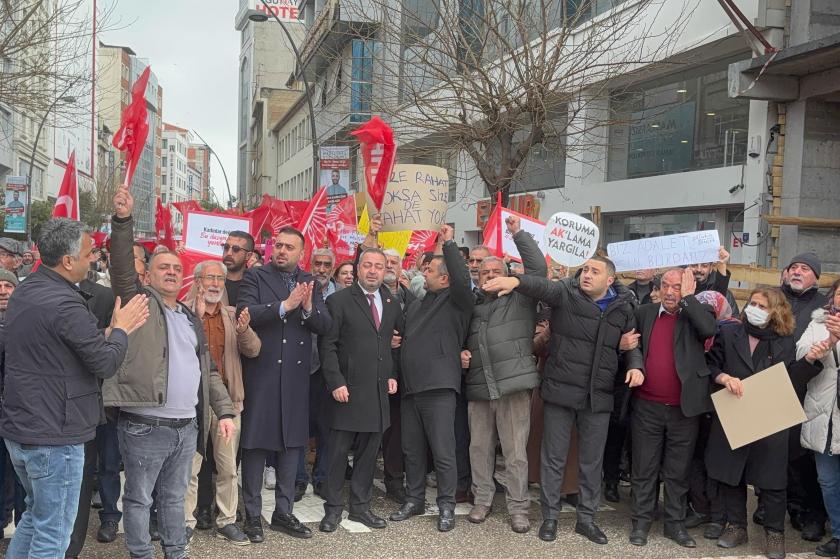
[311,248,335,265]
[194,259,226,279]
[38,218,90,267]
[479,256,508,276]
[471,245,492,256]
[383,248,401,260]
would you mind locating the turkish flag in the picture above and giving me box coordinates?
[52,151,79,220]
[481,191,504,257]
[172,200,202,217]
[113,66,151,188]
[350,116,396,211]
[297,187,328,272]
[155,197,175,250]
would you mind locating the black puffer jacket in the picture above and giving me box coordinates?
[515,275,643,413]
[464,230,545,401]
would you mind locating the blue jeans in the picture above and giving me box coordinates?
[4,440,84,559]
[118,416,197,559]
[97,419,123,523]
[814,451,840,538]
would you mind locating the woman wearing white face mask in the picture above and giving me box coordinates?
[704,287,825,559]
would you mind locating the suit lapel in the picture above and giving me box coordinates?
[733,327,755,372]
[260,266,291,302]
[351,284,378,331]
[641,306,656,362]
[379,286,396,333]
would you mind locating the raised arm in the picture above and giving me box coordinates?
[516,275,568,308]
[59,300,129,380]
[110,186,141,301]
[440,226,473,311]
[677,268,717,340]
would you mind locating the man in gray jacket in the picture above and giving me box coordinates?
[105,186,236,559]
[461,215,545,533]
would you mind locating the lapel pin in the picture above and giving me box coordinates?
[386,299,391,303]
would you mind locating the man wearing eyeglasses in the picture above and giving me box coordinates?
[221,232,254,307]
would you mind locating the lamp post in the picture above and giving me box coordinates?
[247,1,320,196]
[25,79,78,242]
[191,129,234,209]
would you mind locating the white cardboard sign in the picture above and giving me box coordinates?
[607,230,720,272]
[543,212,599,267]
[183,211,253,257]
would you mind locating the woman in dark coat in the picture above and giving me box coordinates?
[705,287,824,559]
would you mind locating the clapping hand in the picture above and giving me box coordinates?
[805,340,833,364]
[236,308,251,333]
[111,294,150,335]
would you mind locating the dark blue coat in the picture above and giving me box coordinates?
[237,265,331,450]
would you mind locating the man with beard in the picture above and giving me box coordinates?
[237,227,331,542]
[467,246,491,291]
[182,260,260,545]
[686,247,738,313]
[221,231,254,307]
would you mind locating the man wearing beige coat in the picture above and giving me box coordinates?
[183,259,261,544]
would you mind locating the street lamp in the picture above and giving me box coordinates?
[247,1,320,196]
[191,129,234,209]
[25,79,79,242]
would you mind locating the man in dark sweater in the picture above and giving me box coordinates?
[628,268,716,548]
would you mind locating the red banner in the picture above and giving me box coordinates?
[297,187,328,272]
[350,116,396,211]
[326,195,359,263]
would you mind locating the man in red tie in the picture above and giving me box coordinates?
[317,247,403,532]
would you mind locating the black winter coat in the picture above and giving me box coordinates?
[515,276,643,413]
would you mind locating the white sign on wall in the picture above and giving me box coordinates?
[607,230,721,272]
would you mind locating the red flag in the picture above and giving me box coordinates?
[155,197,175,250]
[177,248,216,301]
[172,200,202,216]
[112,66,151,188]
[297,187,328,272]
[285,201,308,225]
[403,230,438,270]
[350,116,396,211]
[481,191,504,258]
[326,195,358,263]
[52,151,79,220]
[91,231,108,248]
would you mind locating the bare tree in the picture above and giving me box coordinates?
[324,0,695,205]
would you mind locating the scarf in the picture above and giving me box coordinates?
[743,320,780,341]
[276,267,300,293]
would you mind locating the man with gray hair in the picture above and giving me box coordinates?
[0,238,22,277]
[0,218,148,557]
[460,216,546,533]
[182,259,260,545]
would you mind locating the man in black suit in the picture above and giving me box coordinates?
[389,225,474,532]
[318,248,403,532]
[629,268,716,548]
[237,227,331,543]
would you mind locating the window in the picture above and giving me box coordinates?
[607,61,749,181]
[162,174,167,185]
[161,193,167,204]
[162,156,167,168]
[350,39,377,123]
[162,139,167,149]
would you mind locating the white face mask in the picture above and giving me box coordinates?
[744,305,770,328]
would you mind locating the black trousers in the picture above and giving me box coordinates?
[720,481,785,533]
[603,418,629,486]
[687,414,725,523]
[402,389,457,510]
[455,386,471,492]
[787,451,828,524]
[66,438,97,558]
[195,437,216,512]
[630,398,699,528]
[323,429,382,516]
[241,447,302,519]
[382,393,404,490]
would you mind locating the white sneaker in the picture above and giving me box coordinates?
[264,466,276,490]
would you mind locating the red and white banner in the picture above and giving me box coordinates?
[326,194,361,263]
[482,192,547,262]
[351,116,396,211]
[182,210,252,257]
[403,230,437,270]
[155,197,176,250]
[113,66,151,188]
[52,150,79,220]
[297,187,328,272]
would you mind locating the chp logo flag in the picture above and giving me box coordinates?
[326,194,361,263]
[350,116,396,211]
[112,66,151,188]
[52,150,79,220]
[297,187,328,272]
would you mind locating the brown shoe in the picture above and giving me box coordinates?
[765,530,785,559]
[510,514,530,533]
[467,504,491,524]
[717,524,749,549]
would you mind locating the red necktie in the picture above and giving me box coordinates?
[367,293,380,330]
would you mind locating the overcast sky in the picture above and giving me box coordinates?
[100,1,239,205]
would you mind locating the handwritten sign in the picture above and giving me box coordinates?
[183,210,252,257]
[543,212,599,267]
[371,164,449,232]
[484,207,547,262]
[607,230,720,272]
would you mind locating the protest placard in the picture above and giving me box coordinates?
[543,212,599,267]
[711,363,807,450]
[370,164,449,232]
[483,206,547,262]
[607,230,720,272]
[183,210,252,257]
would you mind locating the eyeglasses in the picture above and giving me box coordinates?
[222,244,248,254]
[199,274,225,283]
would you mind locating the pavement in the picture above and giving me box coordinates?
[0,476,827,558]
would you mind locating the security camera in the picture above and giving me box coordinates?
[728,184,744,194]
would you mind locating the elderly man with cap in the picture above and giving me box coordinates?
[0,238,22,277]
[0,268,17,322]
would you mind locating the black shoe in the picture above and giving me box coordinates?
[603,483,620,503]
[802,520,826,542]
[216,523,250,545]
[629,526,648,546]
[313,482,325,499]
[437,508,455,532]
[319,513,342,533]
[386,486,407,505]
[685,510,710,529]
[149,516,161,542]
[389,502,424,521]
[717,524,748,548]
[243,517,264,544]
[96,520,118,543]
[539,519,558,542]
[195,506,213,530]
[185,527,194,543]
[815,537,839,557]
[753,503,765,525]
[575,521,608,545]
[270,512,313,539]
[664,524,696,548]
[704,522,724,540]
[294,482,307,502]
[348,510,387,529]
[789,510,803,531]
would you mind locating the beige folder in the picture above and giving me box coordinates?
[711,362,807,450]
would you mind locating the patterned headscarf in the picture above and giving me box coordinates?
[695,290,733,321]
